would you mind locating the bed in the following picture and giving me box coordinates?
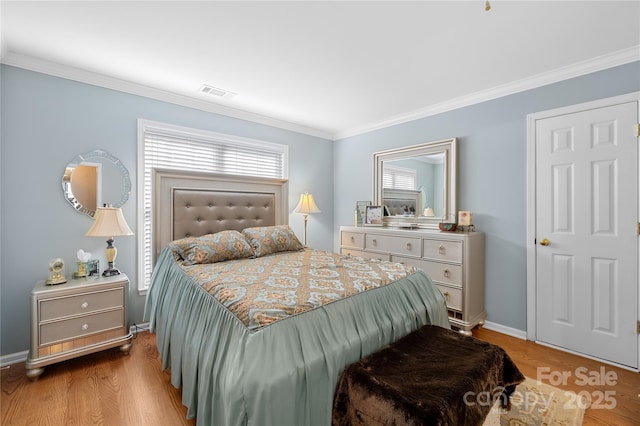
[143,172,450,425]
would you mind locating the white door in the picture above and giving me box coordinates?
[534,98,638,369]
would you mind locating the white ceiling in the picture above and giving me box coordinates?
[2,1,639,139]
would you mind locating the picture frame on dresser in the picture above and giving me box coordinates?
[355,201,371,226]
[364,205,383,225]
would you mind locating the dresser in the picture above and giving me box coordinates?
[25,274,133,380]
[340,226,485,334]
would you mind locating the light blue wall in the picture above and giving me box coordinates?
[333,61,640,332]
[0,65,334,356]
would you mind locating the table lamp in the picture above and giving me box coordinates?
[86,206,134,276]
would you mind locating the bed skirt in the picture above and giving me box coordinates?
[144,248,451,426]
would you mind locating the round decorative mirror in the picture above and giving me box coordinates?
[62,149,131,217]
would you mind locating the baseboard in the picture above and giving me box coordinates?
[0,323,152,368]
[535,340,639,373]
[131,322,150,333]
[482,321,527,340]
[0,350,29,368]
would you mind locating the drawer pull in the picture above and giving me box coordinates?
[81,302,89,309]
[81,324,89,331]
[439,245,446,254]
[372,239,377,246]
[443,269,451,278]
[406,242,412,250]
[350,236,355,242]
[442,291,449,299]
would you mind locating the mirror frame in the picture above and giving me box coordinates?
[62,149,131,217]
[373,138,457,229]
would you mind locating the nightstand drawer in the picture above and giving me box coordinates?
[435,284,462,311]
[40,309,125,345]
[420,261,463,287]
[40,288,124,321]
[365,234,421,257]
[423,240,462,263]
[341,232,365,249]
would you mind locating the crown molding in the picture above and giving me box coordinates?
[0,52,334,140]
[334,45,640,140]
[3,46,638,142]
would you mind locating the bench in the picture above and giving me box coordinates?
[332,325,525,426]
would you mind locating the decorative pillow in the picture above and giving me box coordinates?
[169,230,254,265]
[242,225,304,257]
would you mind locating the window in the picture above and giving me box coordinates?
[383,165,416,190]
[136,119,288,292]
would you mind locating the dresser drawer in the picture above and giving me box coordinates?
[343,248,390,261]
[423,239,462,263]
[40,309,125,345]
[435,284,462,311]
[365,234,421,257]
[420,261,463,287]
[39,288,124,321]
[341,232,365,249]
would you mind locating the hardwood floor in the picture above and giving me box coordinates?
[472,327,639,426]
[2,328,638,425]
[1,331,194,426]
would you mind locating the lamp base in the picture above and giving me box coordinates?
[102,261,121,277]
[102,268,121,277]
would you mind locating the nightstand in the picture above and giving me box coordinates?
[25,273,133,380]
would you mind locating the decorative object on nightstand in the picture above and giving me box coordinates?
[73,249,92,278]
[85,206,134,276]
[45,258,67,285]
[293,192,321,246]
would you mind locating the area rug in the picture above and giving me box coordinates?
[483,377,586,426]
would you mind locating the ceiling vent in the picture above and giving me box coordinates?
[200,84,236,99]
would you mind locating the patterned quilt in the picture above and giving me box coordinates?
[179,249,417,330]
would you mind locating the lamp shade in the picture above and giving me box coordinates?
[424,207,435,217]
[293,193,321,214]
[86,207,134,237]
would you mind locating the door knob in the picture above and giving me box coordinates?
[539,238,550,246]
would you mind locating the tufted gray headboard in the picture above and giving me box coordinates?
[172,189,276,240]
[153,169,288,262]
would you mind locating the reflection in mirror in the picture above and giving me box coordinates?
[373,138,456,229]
[62,149,131,217]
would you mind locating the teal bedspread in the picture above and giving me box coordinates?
[144,247,450,426]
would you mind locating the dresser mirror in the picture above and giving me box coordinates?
[373,138,457,229]
[62,149,131,217]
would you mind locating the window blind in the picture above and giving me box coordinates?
[383,165,416,190]
[138,121,287,291]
